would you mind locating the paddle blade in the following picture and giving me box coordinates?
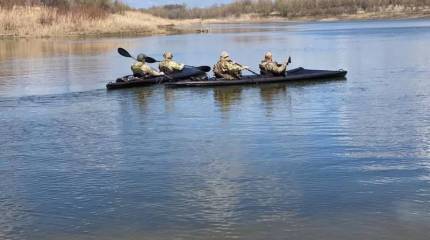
[196,66,211,72]
[144,56,158,63]
[287,56,292,64]
[118,48,133,58]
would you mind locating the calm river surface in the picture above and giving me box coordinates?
[1,19,430,240]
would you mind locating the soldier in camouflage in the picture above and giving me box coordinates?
[259,52,287,76]
[131,54,164,77]
[159,52,185,74]
[213,51,248,80]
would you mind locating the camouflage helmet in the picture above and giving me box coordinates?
[163,51,173,59]
[265,51,273,60]
[220,51,230,59]
[137,53,146,62]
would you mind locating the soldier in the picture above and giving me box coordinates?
[213,51,248,80]
[259,52,288,76]
[159,52,185,74]
[131,54,164,77]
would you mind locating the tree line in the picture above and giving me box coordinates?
[144,0,430,19]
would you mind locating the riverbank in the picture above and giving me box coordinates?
[1,5,430,38]
[203,6,430,24]
[0,6,197,38]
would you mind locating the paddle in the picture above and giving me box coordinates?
[118,47,139,61]
[143,56,158,63]
[234,63,259,76]
[277,56,292,66]
[190,65,211,72]
[244,68,260,76]
[143,56,211,73]
[117,48,173,80]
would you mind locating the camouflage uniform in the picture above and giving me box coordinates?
[259,52,287,76]
[131,54,163,77]
[259,60,287,76]
[159,59,185,74]
[213,52,244,80]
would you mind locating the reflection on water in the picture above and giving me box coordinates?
[259,83,288,105]
[213,87,243,113]
[0,38,118,62]
[1,19,430,240]
[0,38,139,97]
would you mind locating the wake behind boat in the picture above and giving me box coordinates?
[165,67,347,88]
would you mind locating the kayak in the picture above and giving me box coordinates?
[165,68,347,88]
[106,66,207,90]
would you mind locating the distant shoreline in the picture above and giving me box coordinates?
[1,6,429,39]
[202,7,430,24]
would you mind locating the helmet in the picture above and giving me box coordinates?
[137,53,146,62]
[221,51,229,59]
[163,51,173,59]
[265,51,273,60]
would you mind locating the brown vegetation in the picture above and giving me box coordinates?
[0,0,129,14]
[145,0,430,19]
[0,0,196,37]
[1,0,429,37]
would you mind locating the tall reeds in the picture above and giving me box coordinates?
[0,0,130,18]
[0,5,187,37]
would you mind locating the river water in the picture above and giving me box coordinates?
[1,19,430,240]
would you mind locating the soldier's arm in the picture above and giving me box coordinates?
[158,61,166,71]
[229,62,244,71]
[171,61,185,71]
[150,67,164,76]
[142,64,163,76]
[259,63,265,71]
[272,62,287,74]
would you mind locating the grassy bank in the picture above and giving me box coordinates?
[0,5,195,38]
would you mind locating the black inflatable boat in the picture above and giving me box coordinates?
[106,66,207,90]
[165,68,347,88]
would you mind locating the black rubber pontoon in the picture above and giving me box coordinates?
[106,66,206,90]
[165,68,347,88]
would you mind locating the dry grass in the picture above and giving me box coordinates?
[0,6,194,38]
[202,5,430,24]
[2,1,429,38]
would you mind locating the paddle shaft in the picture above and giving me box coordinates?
[235,63,259,76]
[245,68,260,75]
